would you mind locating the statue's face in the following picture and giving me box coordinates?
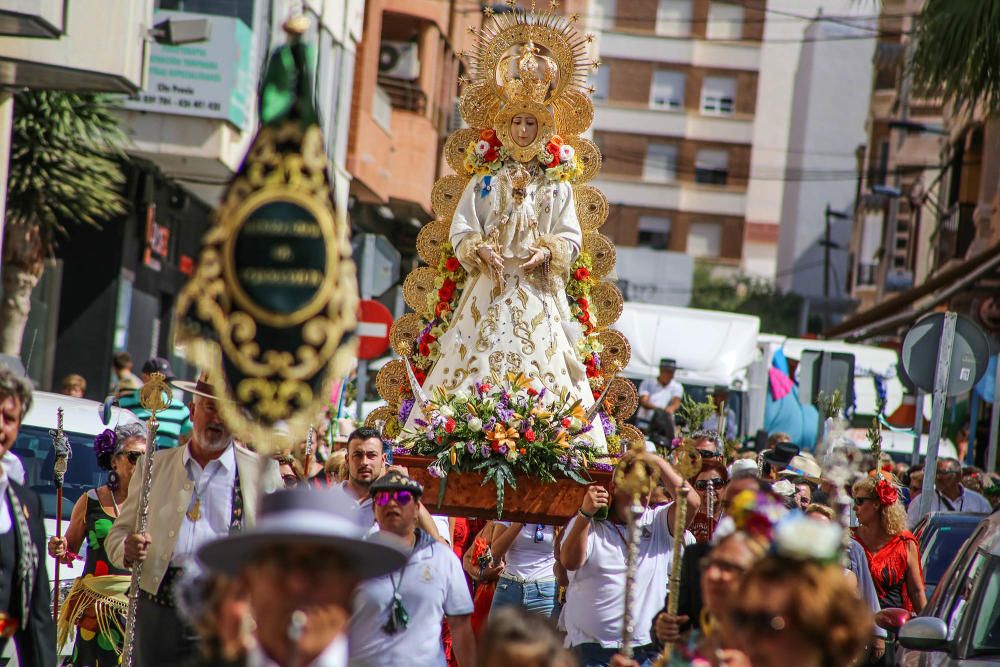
[510,113,538,147]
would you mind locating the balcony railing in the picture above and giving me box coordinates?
[377,75,428,115]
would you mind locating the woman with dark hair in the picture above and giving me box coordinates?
[480,606,576,667]
[48,421,147,665]
[687,460,729,543]
[852,474,926,614]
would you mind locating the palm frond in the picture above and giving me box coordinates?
[911,0,1000,114]
[6,90,127,258]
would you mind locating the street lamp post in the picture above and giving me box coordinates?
[822,204,851,328]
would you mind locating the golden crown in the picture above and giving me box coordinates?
[498,41,558,104]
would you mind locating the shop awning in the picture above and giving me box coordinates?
[823,240,1000,341]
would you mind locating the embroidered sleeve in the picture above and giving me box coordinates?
[535,234,572,281]
[455,232,486,276]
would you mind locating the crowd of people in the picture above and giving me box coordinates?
[2,359,1000,667]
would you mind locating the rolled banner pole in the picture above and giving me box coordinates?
[705,478,715,542]
[122,372,171,667]
[51,407,69,619]
[303,425,315,483]
[653,443,702,667]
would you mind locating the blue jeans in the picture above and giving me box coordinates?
[573,643,657,667]
[489,576,559,620]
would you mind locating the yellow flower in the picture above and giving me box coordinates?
[531,405,553,420]
[486,423,519,449]
[569,402,587,421]
[506,372,534,390]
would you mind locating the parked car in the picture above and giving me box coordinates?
[7,390,139,661]
[915,512,987,599]
[895,511,1000,665]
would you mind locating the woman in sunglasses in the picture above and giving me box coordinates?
[48,421,148,665]
[851,475,926,614]
[687,461,729,544]
[487,520,561,620]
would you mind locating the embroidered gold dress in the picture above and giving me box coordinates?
[404,162,608,451]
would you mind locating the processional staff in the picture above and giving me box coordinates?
[121,372,171,667]
[653,442,702,667]
[50,408,71,619]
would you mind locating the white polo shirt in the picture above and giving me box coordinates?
[562,504,695,649]
[496,522,557,581]
[636,378,684,425]
[340,480,376,532]
[349,531,473,666]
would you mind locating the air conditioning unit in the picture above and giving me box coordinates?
[379,41,420,81]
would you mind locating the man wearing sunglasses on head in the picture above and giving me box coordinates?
[350,471,476,667]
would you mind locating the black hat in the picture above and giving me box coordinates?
[197,487,407,579]
[763,441,800,469]
[659,358,677,370]
[142,356,175,380]
[712,384,729,394]
[370,470,424,498]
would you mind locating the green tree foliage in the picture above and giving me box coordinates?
[1,91,127,354]
[689,262,803,336]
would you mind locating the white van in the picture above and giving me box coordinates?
[9,390,139,659]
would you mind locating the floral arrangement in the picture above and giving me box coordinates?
[464,129,507,176]
[397,373,602,513]
[772,513,844,564]
[539,135,584,182]
[717,489,787,543]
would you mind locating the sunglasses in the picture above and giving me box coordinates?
[119,451,142,464]
[854,496,877,507]
[730,609,787,635]
[695,449,721,459]
[533,524,545,543]
[374,490,415,507]
[694,478,727,490]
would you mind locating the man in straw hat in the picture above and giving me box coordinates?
[349,471,476,666]
[197,486,407,667]
[107,371,282,666]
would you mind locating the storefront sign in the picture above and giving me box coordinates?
[121,10,255,129]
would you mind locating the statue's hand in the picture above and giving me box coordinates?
[521,246,549,271]
[478,245,504,276]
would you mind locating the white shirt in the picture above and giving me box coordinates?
[173,443,236,564]
[432,516,452,545]
[562,505,695,649]
[0,465,10,535]
[496,522,557,581]
[247,634,347,667]
[636,378,684,425]
[350,531,474,667]
[340,481,376,532]
[907,486,993,529]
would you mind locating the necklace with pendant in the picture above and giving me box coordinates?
[187,461,224,522]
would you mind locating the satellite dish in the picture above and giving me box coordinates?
[901,313,990,397]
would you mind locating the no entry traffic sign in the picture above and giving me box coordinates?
[357,299,393,360]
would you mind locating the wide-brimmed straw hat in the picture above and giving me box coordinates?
[197,487,407,579]
[171,371,221,401]
[778,454,823,483]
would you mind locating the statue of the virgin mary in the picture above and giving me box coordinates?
[374,5,639,458]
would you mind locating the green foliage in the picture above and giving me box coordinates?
[6,90,127,257]
[816,390,844,420]
[911,0,1000,114]
[689,262,803,336]
[677,394,717,436]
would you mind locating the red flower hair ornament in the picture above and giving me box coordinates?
[874,478,898,506]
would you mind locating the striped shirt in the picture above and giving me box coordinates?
[118,390,192,448]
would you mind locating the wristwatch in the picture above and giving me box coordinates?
[578,508,596,519]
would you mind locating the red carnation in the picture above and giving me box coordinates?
[524,429,536,442]
[592,389,601,399]
[527,387,538,397]
[444,418,456,434]
[438,284,455,301]
[573,267,591,281]
[419,341,430,357]
[415,370,426,385]
[875,479,898,506]
[481,129,497,142]
[491,441,501,452]
[480,383,491,393]
[483,147,498,163]
[577,297,589,309]
[445,257,461,272]
[435,301,451,317]
[549,135,564,147]
[586,365,600,379]
[561,417,572,428]
[544,148,560,168]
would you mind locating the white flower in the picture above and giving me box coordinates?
[438,405,455,418]
[773,515,842,562]
[569,417,582,431]
[771,479,795,497]
[506,447,518,462]
[475,140,491,157]
[558,144,575,162]
[453,391,469,405]
[467,417,483,432]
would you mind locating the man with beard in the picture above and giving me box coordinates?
[107,372,281,666]
[341,427,442,538]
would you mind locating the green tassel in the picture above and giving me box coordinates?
[382,593,410,635]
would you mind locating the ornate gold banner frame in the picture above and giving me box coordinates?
[176,120,358,451]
